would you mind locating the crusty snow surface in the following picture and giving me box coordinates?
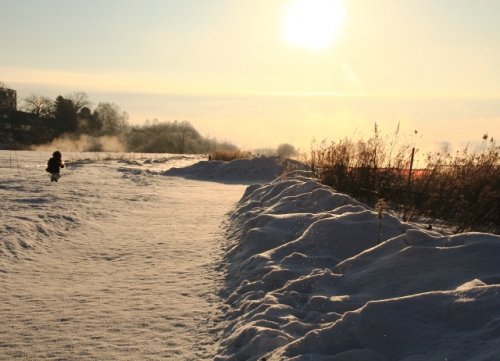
[2,151,500,361]
[0,151,246,360]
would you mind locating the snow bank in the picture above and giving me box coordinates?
[218,175,500,361]
[163,156,305,183]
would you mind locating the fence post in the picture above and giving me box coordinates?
[407,147,415,191]
[403,147,415,221]
[14,151,21,177]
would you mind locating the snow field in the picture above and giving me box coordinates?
[2,152,499,361]
[0,151,246,360]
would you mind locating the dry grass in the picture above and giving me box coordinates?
[311,128,499,234]
[210,150,253,162]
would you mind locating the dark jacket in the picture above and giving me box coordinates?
[46,157,64,174]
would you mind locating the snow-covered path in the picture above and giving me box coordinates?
[0,152,245,360]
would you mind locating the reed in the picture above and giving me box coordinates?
[312,128,499,234]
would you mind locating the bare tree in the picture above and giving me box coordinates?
[93,102,128,135]
[0,81,6,88]
[22,94,54,117]
[66,91,91,113]
[179,120,192,154]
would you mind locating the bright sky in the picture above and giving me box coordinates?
[1,0,499,152]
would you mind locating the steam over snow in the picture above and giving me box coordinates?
[1,151,499,361]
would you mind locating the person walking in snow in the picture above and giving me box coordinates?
[46,150,65,182]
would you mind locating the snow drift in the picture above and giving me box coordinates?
[163,156,305,184]
[217,173,500,361]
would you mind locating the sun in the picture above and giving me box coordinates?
[282,0,346,51]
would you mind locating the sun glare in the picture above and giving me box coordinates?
[282,0,346,51]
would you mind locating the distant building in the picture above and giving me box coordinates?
[0,86,57,147]
[0,87,17,111]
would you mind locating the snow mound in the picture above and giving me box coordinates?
[163,156,304,183]
[217,176,500,361]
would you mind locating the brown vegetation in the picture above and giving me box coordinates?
[311,127,499,234]
[210,150,253,162]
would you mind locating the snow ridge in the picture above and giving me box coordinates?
[163,156,304,184]
[218,175,500,361]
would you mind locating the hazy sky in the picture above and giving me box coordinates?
[1,0,499,152]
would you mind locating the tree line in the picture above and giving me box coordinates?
[1,84,238,154]
[21,91,128,137]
